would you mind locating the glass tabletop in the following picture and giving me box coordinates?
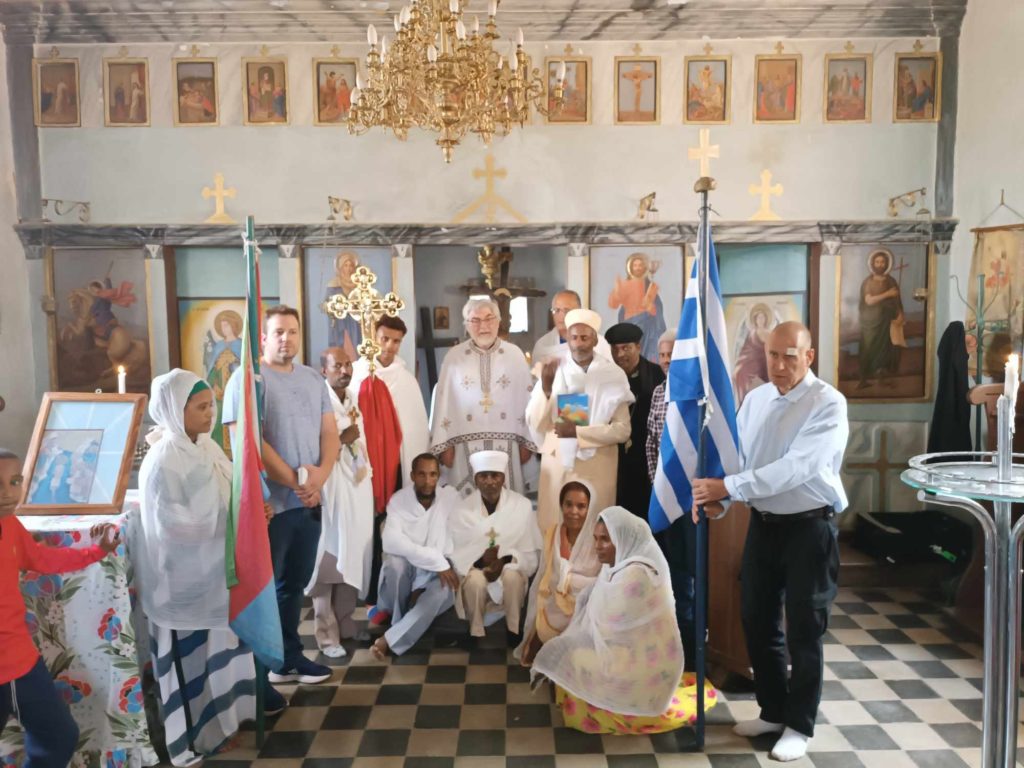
[901,452,1024,504]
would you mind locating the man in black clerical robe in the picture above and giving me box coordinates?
[605,322,666,518]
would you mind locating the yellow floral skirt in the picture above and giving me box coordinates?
[555,673,718,735]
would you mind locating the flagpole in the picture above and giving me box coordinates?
[693,174,715,750]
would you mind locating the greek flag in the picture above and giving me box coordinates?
[648,222,740,532]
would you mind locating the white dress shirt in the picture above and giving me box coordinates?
[724,371,849,514]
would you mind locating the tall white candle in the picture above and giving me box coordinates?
[117,366,127,394]
[1006,353,1020,402]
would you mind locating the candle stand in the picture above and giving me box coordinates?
[902,395,1024,767]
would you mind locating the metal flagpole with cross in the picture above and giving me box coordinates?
[322,266,406,372]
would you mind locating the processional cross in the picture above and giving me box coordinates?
[322,265,405,373]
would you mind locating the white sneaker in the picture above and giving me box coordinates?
[322,644,347,659]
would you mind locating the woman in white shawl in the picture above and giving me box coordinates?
[138,369,256,766]
[531,506,716,734]
[517,480,601,666]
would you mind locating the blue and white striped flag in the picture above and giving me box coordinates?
[648,222,740,533]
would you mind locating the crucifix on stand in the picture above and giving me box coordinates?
[458,245,546,339]
[322,265,405,373]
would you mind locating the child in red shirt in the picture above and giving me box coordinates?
[0,448,120,768]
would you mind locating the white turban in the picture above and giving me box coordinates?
[470,449,509,475]
[564,308,602,334]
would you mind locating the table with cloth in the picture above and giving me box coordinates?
[0,496,158,768]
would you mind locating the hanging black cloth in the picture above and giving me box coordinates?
[927,321,973,454]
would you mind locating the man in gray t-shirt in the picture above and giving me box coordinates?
[222,306,340,703]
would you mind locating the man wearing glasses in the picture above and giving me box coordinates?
[430,298,537,498]
[531,290,612,369]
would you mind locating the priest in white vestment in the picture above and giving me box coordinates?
[450,451,542,638]
[350,314,430,479]
[531,290,612,368]
[370,453,462,658]
[431,298,537,497]
[526,309,635,531]
[307,348,375,658]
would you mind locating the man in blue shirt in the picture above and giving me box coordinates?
[223,305,341,713]
[693,321,848,763]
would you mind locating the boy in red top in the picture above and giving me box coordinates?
[0,448,120,768]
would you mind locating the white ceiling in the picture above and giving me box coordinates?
[0,0,967,45]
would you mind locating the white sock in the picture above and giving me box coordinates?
[770,728,810,762]
[321,644,347,658]
[733,717,785,737]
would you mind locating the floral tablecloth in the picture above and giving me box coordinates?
[1,498,158,768]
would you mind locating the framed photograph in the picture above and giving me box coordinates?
[589,245,685,363]
[303,246,393,364]
[177,297,278,456]
[836,244,934,402]
[313,58,358,125]
[103,58,150,126]
[47,248,154,394]
[894,51,941,122]
[32,58,80,127]
[723,293,806,406]
[824,53,872,123]
[19,393,147,516]
[753,54,801,123]
[545,57,591,124]
[434,306,450,330]
[614,56,660,124]
[684,55,731,124]
[173,58,219,125]
[243,57,289,125]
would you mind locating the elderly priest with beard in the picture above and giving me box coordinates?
[450,451,542,641]
[526,309,634,531]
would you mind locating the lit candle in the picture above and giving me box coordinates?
[117,365,127,394]
[367,24,378,46]
[1006,354,1020,401]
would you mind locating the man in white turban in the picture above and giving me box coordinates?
[450,450,542,640]
[525,309,635,531]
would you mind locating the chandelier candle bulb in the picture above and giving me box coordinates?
[393,14,400,30]
[350,86,360,104]
[367,24,377,46]
[455,19,466,39]
[380,36,387,57]
[517,27,524,46]
[488,0,497,16]
[449,0,458,12]
[356,71,365,89]
[557,59,567,81]
[473,15,479,33]
[117,366,127,394]
[426,43,437,62]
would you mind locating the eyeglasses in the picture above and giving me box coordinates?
[468,315,499,326]
[550,307,574,315]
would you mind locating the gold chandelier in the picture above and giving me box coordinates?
[349,0,566,162]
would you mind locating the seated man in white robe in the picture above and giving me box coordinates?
[307,347,374,658]
[431,298,536,497]
[370,453,461,657]
[450,451,543,640]
[531,289,612,368]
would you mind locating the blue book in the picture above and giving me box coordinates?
[557,393,590,426]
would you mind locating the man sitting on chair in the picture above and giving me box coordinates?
[450,451,543,644]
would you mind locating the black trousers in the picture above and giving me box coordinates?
[656,515,699,671]
[740,511,839,738]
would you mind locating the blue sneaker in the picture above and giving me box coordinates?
[268,657,332,685]
[263,683,287,716]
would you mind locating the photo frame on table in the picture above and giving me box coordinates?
[18,393,147,516]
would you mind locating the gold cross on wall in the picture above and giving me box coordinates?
[452,153,526,223]
[703,43,713,55]
[774,41,785,55]
[913,39,924,52]
[564,43,575,56]
[844,41,855,54]
[190,44,201,57]
[687,128,719,179]
[632,43,643,55]
[749,169,783,221]
[330,45,341,58]
[322,266,406,373]
[202,172,237,224]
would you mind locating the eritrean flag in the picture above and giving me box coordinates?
[226,216,283,671]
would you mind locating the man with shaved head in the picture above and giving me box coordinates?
[531,289,612,366]
[692,322,849,762]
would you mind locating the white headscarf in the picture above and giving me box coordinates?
[138,369,234,630]
[531,506,684,716]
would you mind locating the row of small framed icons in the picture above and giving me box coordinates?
[31,48,942,129]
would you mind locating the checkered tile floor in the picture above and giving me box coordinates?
[199,586,1017,768]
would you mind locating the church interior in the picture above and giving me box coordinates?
[1,0,1023,765]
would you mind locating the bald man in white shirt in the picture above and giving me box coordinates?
[692,322,848,763]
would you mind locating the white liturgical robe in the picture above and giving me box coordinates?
[352,356,430,480]
[430,339,537,497]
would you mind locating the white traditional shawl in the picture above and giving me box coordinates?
[138,369,233,630]
[449,488,542,577]
[531,506,684,716]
